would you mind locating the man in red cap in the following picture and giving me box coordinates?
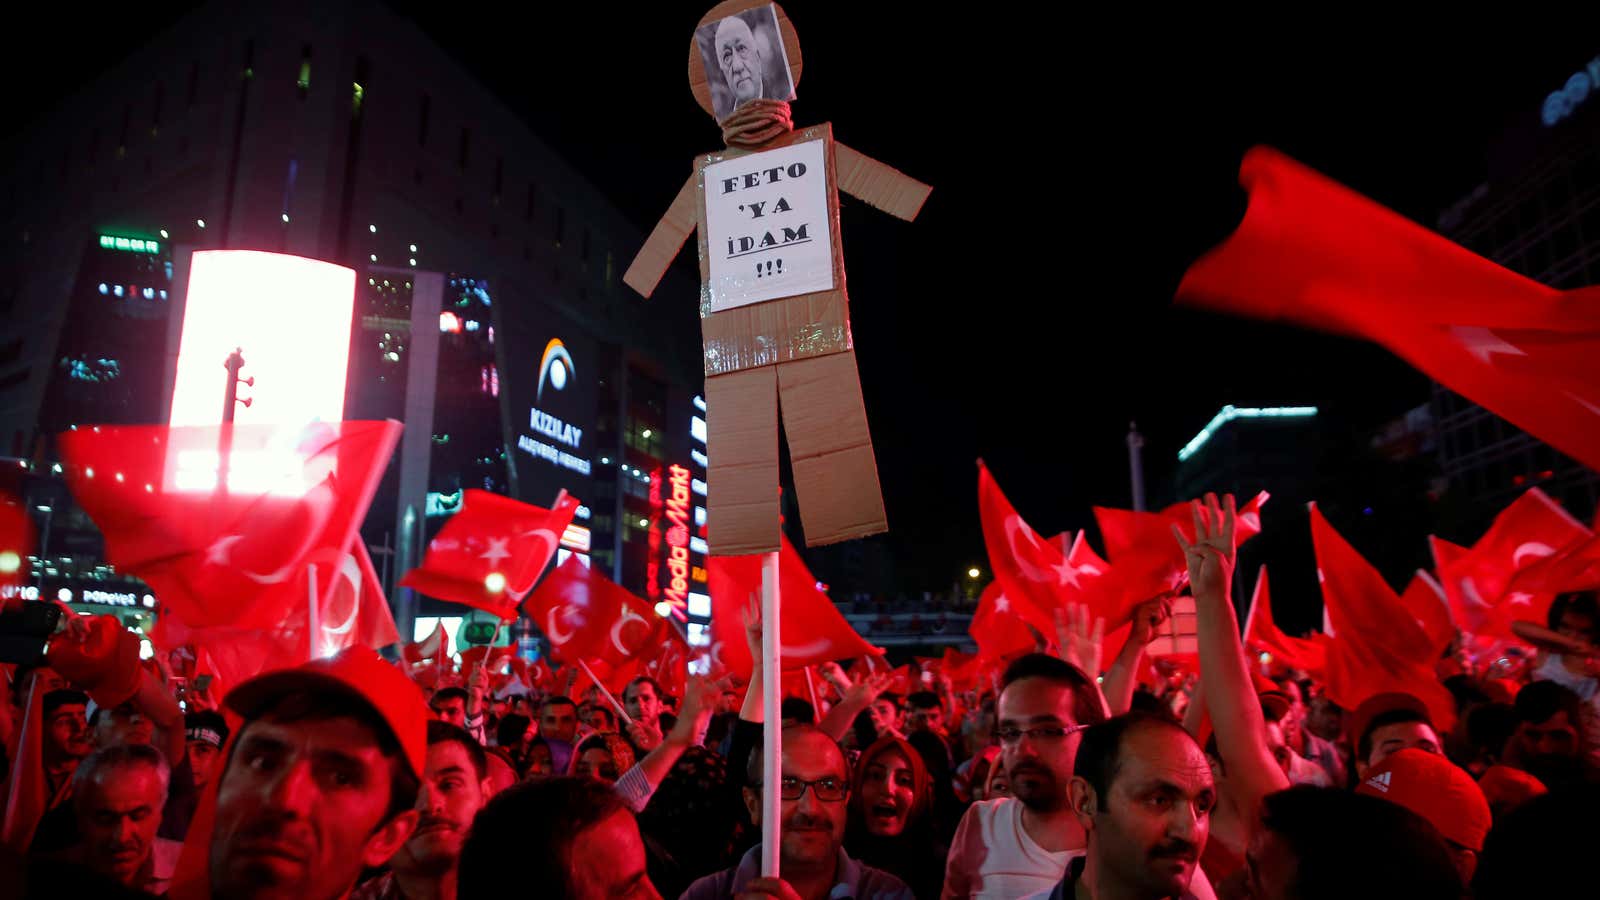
[1355,748,1491,883]
[1349,692,1441,780]
[173,646,428,900]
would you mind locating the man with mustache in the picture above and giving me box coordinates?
[352,722,490,900]
[681,725,913,900]
[171,645,427,900]
[1037,714,1215,900]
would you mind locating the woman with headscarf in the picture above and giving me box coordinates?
[570,732,637,783]
[844,736,947,900]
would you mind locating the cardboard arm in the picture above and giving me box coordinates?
[623,173,699,298]
[835,141,933,222]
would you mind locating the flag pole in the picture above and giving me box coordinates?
[306,564,320,659]
[576,658,634,726]
[803,665,820,715]
[760,548,781,878]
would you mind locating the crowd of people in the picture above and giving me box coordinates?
[2,495,1597,899]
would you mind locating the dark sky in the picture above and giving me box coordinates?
[13,5,1598,588]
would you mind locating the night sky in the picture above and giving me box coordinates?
[12,5,1598,589]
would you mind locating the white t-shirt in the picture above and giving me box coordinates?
[942,798,1072,900]
[942,797,1219,900]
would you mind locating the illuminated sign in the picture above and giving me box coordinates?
[1543,57,1600,127]
[530,409,583,448]
[0,584,39,601]
[99,234,161,254]
[1177,405,1318,462]
[516,434,592,475]
[660,464,693,620]
[516,336,593,476]
[560,523,592,552]
[80,589,140,607]
[691,416,707,444]
[170,251,354,429]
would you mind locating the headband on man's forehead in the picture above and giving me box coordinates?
[186,726,225,749]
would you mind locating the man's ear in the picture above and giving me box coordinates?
[363,809,420,868]
[742,786,761,825]
[1068,776,1097,830]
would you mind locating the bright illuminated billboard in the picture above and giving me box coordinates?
[169,251,355,429]
[497,296,597,506]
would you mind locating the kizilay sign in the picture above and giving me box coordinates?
[661,465,693,615]
[518,337,592,475]
[703,138,833,312]
[1543,56,1600,127]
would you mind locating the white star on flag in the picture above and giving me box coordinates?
[479,537,512,566]
[1450,326,1527,365]
[995,595,1010,613]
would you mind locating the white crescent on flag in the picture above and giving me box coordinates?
[609,606,651,656]
[546,604,582,645]
[320,553,363,640]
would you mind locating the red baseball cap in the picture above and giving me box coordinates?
[1356,748,1492,851]
[225,646,429,778]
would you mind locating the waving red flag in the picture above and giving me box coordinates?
[1094,492,1269,618]
[1176,146,1600,472]
[61,421,400,635]
[968,581,1039,668]
[1242,566,1326,674]
[637,624,690,700]
[401,489,579,620]
[1398,570,1455,662]
[1311,503,1454,731]
[706,534,880,680]
[1430,489,1592,644]
[405,620,451,667]
[979,461,1115,633]
[1511,534,1600,594]
[524,556,662,670]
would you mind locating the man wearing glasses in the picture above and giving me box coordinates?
[942,653,1109,899]
[682,725,913,899]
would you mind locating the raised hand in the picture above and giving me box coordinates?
[1172,492,1237,603]
[1130,594,1175,647]
[1054,602,1105,676]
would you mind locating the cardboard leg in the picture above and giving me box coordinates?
[706,366,782,555]
[776,350,888,547]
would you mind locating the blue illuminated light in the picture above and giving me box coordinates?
[1177,405,1319,462]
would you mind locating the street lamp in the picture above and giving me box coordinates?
[967,567,981,579]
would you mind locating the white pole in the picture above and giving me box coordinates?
[576,658,634,726]
[307,564,320,659]
[760,549,782,878]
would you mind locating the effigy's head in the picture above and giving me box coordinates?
[690,1,802,125]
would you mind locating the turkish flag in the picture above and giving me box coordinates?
[1243,566,1326,674]
[459,643,517,677]
[1430,489,1592,643]
[1398,570,1455,662]
[405,620,452,666]
[1311,503,1455,731]
[978,461,1116,633]
[637,624,690,700]
[401,489,580,620]
[524,556,662,670]
[968,581,1039,669]
[706,535,880,680]
[1093,492,1269,618]
[1176,146,1600,473]
[1510,533,1600,594]
[60,421,399,630]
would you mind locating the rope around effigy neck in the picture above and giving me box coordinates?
[720,98,794,149]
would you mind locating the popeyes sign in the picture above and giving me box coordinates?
[662,464,692,619]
